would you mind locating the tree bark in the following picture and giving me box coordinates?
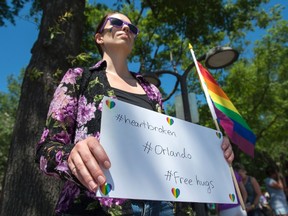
[0,0,85,215]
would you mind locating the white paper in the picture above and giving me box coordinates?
[97,97,237,204]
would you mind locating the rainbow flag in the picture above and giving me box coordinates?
[198,62,256,157]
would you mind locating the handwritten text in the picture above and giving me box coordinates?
[115,114,176,137]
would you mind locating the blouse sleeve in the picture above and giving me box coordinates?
[35,67,84,181]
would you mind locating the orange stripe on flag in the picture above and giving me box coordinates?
[204,79,229,100]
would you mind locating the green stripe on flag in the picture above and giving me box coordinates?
[214,102,251,130]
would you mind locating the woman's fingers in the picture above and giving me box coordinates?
[68,137,111,192]
[70,152,98,192]
[221,136,234,164]
[87,137,111,169]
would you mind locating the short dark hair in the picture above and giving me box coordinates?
[234,163,245,172]
[265,166,278,176]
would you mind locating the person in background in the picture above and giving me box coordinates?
[264,166,288,216]
[218,169,248,216]
[235,163,264,216]
[35,11,235,216]
[282,161,288,200]
[259,190,274,216]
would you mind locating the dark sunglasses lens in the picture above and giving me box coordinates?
[110,18,123,27]
[110,17,138,35]
[128,24,138,35]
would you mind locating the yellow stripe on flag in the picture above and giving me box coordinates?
[208,90,240,115]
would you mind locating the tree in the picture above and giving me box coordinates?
[223,19,288,182]
[0,71,23,190]
[0,0,29,26]
[0,0,85,215]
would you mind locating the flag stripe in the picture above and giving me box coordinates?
[198,62,256,157]
[213,102,251,130]
[214,107,255,157]
[215,107,256,144]
[231,133,255,157]
[205,78,229,100]
[208,90,240,114]
[200,66,218,85]
[233,119,256,144]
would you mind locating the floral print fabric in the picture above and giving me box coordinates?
[35,60,164,215]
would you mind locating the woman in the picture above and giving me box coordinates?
[264,166,288,216]
[235,163,264,216]
[218,169,248,216]
[36,11,234,215]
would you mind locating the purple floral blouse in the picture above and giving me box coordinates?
[36,60,164,215]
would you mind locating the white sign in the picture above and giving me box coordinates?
[97,97,237,204]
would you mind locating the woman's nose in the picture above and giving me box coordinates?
[122,24,130,33]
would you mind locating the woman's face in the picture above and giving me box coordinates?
[98,13,138,56]
[238,169,247,179]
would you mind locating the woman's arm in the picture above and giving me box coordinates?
[270,177,284,190]
[251,176,262,207]
[239,180,248,204]
[35,67,85,181]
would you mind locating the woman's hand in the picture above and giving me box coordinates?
[68,136,111,192]
[221,136,234,164]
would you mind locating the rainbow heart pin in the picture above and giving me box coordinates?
[100,183,112,195]
[105,100,116,109]
[171,188,180,198]
[216,131,222,139]
[166,117,174,125]
[229,193,235,202]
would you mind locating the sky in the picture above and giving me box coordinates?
[0,1,287,98]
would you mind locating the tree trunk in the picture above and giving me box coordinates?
[0,0,85,215]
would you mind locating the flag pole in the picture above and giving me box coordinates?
[188,43,245,211]
[188,44,220,131]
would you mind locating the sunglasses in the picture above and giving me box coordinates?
[99,17,139,36]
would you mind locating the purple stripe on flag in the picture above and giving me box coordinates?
[231,132,255,157]
[214,106,255,157]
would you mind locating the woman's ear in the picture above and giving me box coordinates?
[95,33,104,45]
